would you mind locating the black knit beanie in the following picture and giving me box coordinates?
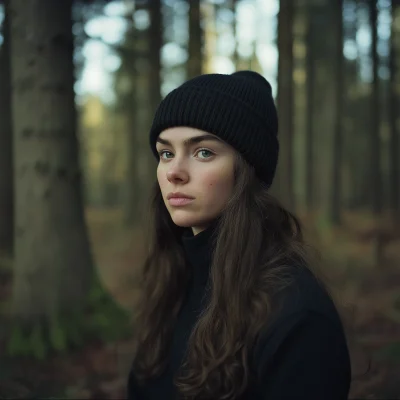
[149,70,279,187]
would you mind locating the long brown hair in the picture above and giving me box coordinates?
[131,152,336,399]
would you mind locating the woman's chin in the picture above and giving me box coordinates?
[171,216,199,228]
[170,213,207,229]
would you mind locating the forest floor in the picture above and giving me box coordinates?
[0,207,400,399]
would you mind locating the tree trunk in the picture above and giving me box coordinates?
[309,0,336,215]
[0,0,13,254]
[122,2,158,227]
[369,0,383,265]
[123,2,159,227]
[9,0,93,323]
[98,115,120,207]
[342,1,360,209]
[304,5,315,213]
[124,73,152,227]
[370,0,382,215]
[389,0,400,221]
[275,0,295,210]
[148,0,162,109]
[230,0,239,70]
[329,0,344,225]
[187,0,202,78]
[124,105,141,226]
[147,0,161,189]
[120,23,141,227]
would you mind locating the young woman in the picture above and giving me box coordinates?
[127,71,351,399]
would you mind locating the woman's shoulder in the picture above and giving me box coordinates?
[250,264,347,368]
[271,264,341,326]
[248,304,352,398]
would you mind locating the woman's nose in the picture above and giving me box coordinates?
[166,161,189,183]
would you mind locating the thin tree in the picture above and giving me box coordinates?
[329,0,344,225]
[120,16,141,227]
[370,0,382,215]
[0,0,13,254]
[9,0,93,329]
[149,0,162,108]
[369,0,383,264]
[389,0,399,222]
[187,0,202,78]
[342,0,361,210]
[123,1,161,227]
[146,0,162,195]
[304,2,315,213]
[230,0,239,70]
[121,0,161,227]
[275,0,295,210]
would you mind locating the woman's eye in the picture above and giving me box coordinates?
[197,149,214,159]
[159,150,173,159]
[158,149,214,160]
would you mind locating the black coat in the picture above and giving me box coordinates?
[128,224,351,399]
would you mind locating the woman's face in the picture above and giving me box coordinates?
[156,127,236,235]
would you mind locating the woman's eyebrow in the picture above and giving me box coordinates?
[156,134,222,147]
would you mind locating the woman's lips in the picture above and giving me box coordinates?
[168,197,194,206]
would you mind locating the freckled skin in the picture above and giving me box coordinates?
[156,127,236,236]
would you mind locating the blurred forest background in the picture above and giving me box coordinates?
[0,0,399,398]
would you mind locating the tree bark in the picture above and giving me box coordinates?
[304,5,315,213]
[368,0,384,265]
[123,1,159,227]
[0,0,13,254]
[275,0,295,210]
[148,0,162,109]
[119,23,141,227]
[230,0,239,70]
[187,0,202,78]
[9,0,93,323]
[147,0,162,192]
[369,0,382,216]
[389,0,400,221]
[329,0,344,225]
[342,2,360,209]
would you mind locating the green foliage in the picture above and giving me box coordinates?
[29,323,48,360]
[7,322,49,359]
[88,276,106,303]
[7,324,30,357]
[49,317,67,353]
[5,273,131,361]
[86,274,132,343]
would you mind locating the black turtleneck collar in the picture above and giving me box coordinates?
[181,218,219,287]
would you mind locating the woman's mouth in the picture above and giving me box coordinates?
[168,197,194,206]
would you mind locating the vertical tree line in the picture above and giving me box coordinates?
[370,0,382,217]
[389,0,400,221]
[188,0,203,78]
[275,0,294,211]
[329,0,344,225]
[0,0,13,254]
[304,0,315,213]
